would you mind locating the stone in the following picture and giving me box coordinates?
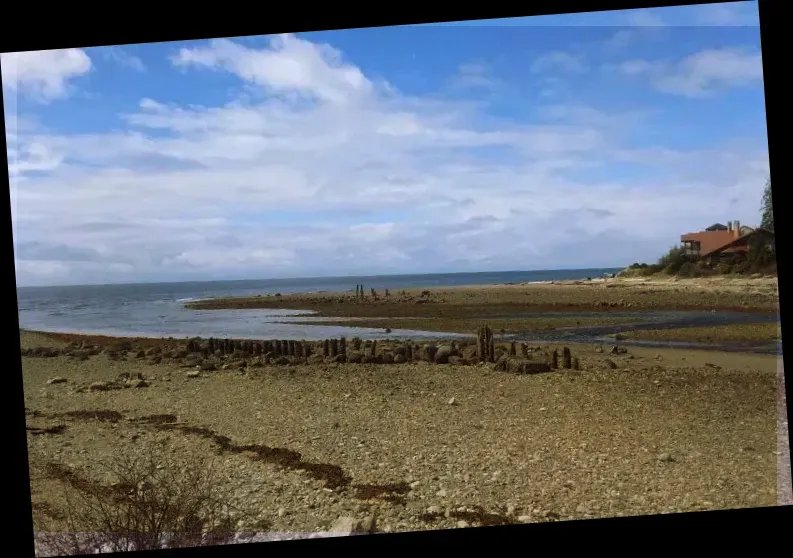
[186,371,200,378]
[393,354,407,364]
[604,359,618,369]
[434,346,452,364]
[46,377,67,385]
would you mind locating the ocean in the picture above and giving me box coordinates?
[16,268,621,340]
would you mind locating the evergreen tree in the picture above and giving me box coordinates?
[760,178,773,232]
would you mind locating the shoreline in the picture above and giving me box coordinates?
[184,275,779,315]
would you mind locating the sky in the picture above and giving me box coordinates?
[3,1,769,287]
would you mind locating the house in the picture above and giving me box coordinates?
[680,220,773,263]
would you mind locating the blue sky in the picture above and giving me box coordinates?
[3,1,769,286]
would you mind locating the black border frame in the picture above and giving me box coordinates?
[3,0,788,556]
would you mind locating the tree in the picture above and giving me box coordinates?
[760,178,773,232]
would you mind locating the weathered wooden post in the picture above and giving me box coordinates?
[330,338,338,358]
[340,337,347,358]
[323,339,330,357]
[562,347,572,369]
[551,350,559,369]
[510,341,517,357]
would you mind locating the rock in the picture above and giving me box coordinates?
[131,379,148,388]
[347,351,363,364]
[329,516,372,534]
[434,346,453,364]
[657,453,675,463]
[381,353,394,364]
[273,356,290,365]
[448,355,463,365]
[426,506,441,515]
[359,515,377,533]
[447,397,457,406]
[308,354,325,365]
[436,489,447,497]
[655,354,663,361]
[421,345,438,362]
[89,382,117,391]
[277,507,286,518]
[604,359,618,370]
[46,377,67,385]
[393,354,407,364]
[517,515,532,523]
[456,520,470,528]
[200,361,216,371]
[497,357,551,375]
[186,371,200,378]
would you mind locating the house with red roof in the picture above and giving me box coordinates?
[680,220,774,263]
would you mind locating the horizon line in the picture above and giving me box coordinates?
[15,266,625,290]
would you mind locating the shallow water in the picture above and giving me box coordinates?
[501,310,782,355]
[16,276,781,352]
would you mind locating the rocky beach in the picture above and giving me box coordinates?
[22,276,784,553]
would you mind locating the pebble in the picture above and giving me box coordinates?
[436,489,447,497]
[448,397,457,405]
[456,520,470,528]
[517,515,532,523]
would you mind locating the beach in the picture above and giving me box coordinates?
[22,275,785,546]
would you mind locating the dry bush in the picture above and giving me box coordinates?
[34,449,267,556]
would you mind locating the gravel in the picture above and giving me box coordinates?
[23,334,779,538]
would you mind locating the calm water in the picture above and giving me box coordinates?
[16,268,622,340]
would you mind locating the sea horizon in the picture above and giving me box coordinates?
[15,266,625,291]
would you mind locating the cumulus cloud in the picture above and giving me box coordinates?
[618,47,763,97]
[1,48,92,102]
[9,33,770,286]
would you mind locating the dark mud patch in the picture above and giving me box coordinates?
[353,482,411,505]
[27,424,68,436]
[29,407,406,501]
[133,414,179,425]
[420,505,512,527]
[63,410,123,423]
[154,423,353,490]
[31,500,66,521]
[42,462,101,495]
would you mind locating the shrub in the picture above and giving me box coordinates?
[34,449,265,556]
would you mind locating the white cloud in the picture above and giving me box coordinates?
[695,2,759,26]
[171,35,374,105]
[618,47,763,97]
[97,46,146,71]
[9,34,770,286]
[449,61,499,91]
[531,51,587,74]
[1,48,92,102]
[625,8,667,27]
